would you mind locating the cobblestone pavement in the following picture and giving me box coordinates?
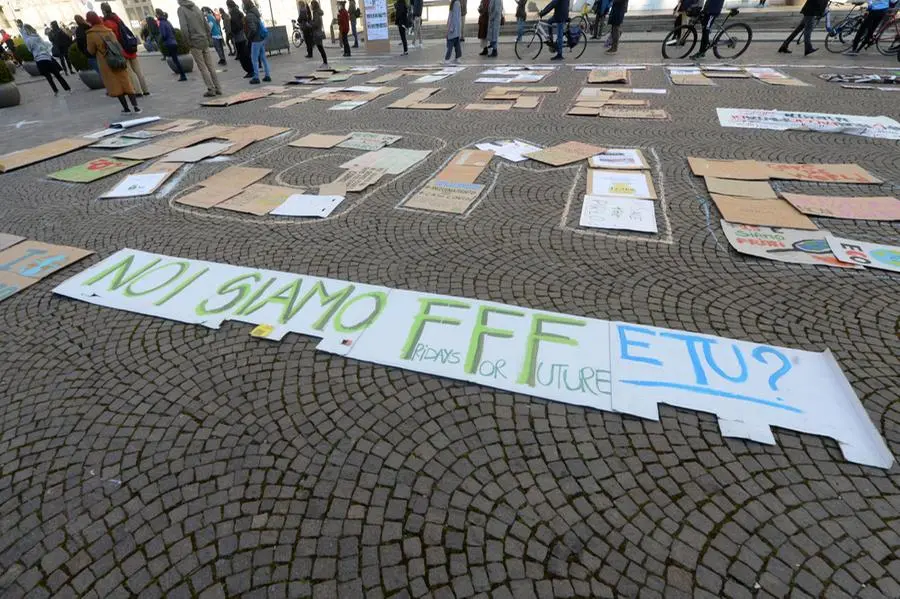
[1,37,898,599]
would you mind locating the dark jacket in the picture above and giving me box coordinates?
[51,27,72,56]
[298,5,312,31]
[229,8,248,42]
[540,0,569,23]
[412,0,424,17]
[159,16,177,46]
[801,0,827,16]
[75,23,90,54]
[395,0,409,25]
[516,0,527,19]
[703,0,724,16]
[244,4,264,42]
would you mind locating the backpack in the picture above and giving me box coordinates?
[116,19,139,53]
[104,37,128,70]
[258,19,269,40]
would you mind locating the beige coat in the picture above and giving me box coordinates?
[86,24,135,97]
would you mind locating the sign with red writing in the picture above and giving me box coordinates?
[48,157,142,183]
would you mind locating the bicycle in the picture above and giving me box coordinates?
[661,7,752,59]
[515,18,588,60]
[873,8,899,55]
[824,0,867,52]
[291,20,304,48]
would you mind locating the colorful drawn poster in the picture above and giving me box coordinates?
[781,194,900,221]
[51,248,893,468]
[48,157,142,183]
[717,108,900,140]
[579,196,658,233]
[720,221,859,269]
[826,236,900,273]
[0,240,94,301]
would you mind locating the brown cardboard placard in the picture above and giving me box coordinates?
[367,71,407,84]
[781,193,900,220]
[595,108,669,120]
[114,125,235,160]
[436,149,494,183]
[0,138,93,173]
[568,106,601,116]
[202,166,272,190]
[603,98,649,106]
[271,97,311,108]
[289,133,350,149]
[0,270,38,301]
[48,157,143,183]
[403,180,484,213]
[588,69,629,84]
[586,169,658,199]
[576,88,614,102]
[200,89,274,106]
[671,74,715,86]
[408,103,456,110]
[0,233,24,251]
[764,162,882,184]
[176,186,243,209]
[703,71,750,79]
[387,88,455,110]
[319,181,347,196]
[687,157,771,181]
[331,167,387,191]
[216,184,303,215]
[466,103,514,111]
[710,194,818,230]
[513,96,541,109]
[0,240,94,282]
[218,125,290,154]
[704,177,777,199]
[147,118,202,132]
[159,141,233,163]
[525,142,607,166]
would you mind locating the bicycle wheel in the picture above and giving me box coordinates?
[713,22,752,59]
[292,29,303,48]
[567,24,588,59]
[662,26,697,59]
[825,29,850,53]
[875,20,900,55]
[515,27,544,60]
[573,14,590,37]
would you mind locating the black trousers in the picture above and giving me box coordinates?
[698,13,717,54]
[851,9,886,51]
[398,24,408,52]
[780,15,816,53]
[37,59,69,93]
[341,32,350,54]
[236,39,253,75]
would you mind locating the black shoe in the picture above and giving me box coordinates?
[243,73,253,78]
[343,52,351,56]
[550,53,563,61]
[218,59,227,65]
[689,51,705,60]
[778,47,791,54]
[249,78,260,84]
[488,49,497,57]
[479,48,488,55]
[179,75,188,81]
[263,76,271,82]
[804,47,818,56]
[306,54,313,58]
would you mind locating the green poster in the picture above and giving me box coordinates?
[48,157,143,183]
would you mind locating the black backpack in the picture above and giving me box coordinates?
[116,18,139,53]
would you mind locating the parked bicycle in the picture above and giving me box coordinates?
[515,18,588,59]
[661,6,753,59]
[824,0,868,52]
[291,19,304,48]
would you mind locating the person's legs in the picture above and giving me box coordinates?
[129,93,140,110]
[516,17,525,41]
[38,61,59,93]
[60,53,72,74]
[249,41,262,80]
[697,13,716,55]
[118,95,129,110]
[168,46,187,78]
[191,47,216,91]
[351,17,358,46]
[127,57,148,94]
[398,24,408,52]
[203,47,222,89]
[213,38,226,62]
[53,69,70,90]
[316,41,328,64]
[342,33,350,55]
[802,14,817,53]
[850,11,881,51]
[556,20,564,56]
[778,20,804,52]
[460,14,466,40]
[608,24,620,52]
[453,37,461,58]
[257,44,270,79]
[445,38,453,60]
[238,40,254,74]
[414,16,422,46]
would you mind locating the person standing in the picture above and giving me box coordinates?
[539,0,569,60]
[338,1,351,55]
[690,0,724,59]
[219,8,235,55]
[203,6,227,64]
[243,0,272,82]
[297,0,314,57]
[778,0,826,55]
[22,24,71,94]
[348,0,359,47]
[100,2,149,95]
[477,0,489,54]
[50,21,74,74]
[74,16,97,72]
[395,0,410,55]
[309,0,329,65]
[606,0,627,53]
[845,0,890,55]
[486,0,501,56]
[460,0,468,40]
[178,0,222,95]
[144,16,161,52]
[411,0,424,48]
[156,9,188,80]
[515,0,527,41]
[85,12,140,112]
[445,0,462,61]
[226,0,254,75]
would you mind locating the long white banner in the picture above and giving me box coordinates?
[53,249,893,468]
[717,108,900,141]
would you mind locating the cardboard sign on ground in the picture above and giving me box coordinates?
[49,157,142,183]
[290,133,350,149]
[436,149,493,183]
[669,68,715,86]
[589,149,649,170]
[588,69,629,84]
[525,142,606,167]
[580,195,658,233]
[0,138,93,173]
[337,132,403,151]
[704,177,777,199]
[200,89,274,106]
[219,125,290,155]
[147,118,202,132]
[688,157,771,181]
[403,180,484,213]
[474,140,542,163]
[781,193,900,221]
[319,181,347,195]
[101,162,183,199]
[271,194,344,218]
[0,240,93,302]
[271,97,311,108]
[340,148,431,174]
[176,186,242,209]
[121,130,163,139]
[176,166,272,208]
[159,142,232,163]
[467,103,514,111]
[114,125,235,160]
[567,105,601,116]
[704,71,750,79]
[216,184,303,215]
[387,87,455,110]
[595,108,669,120]
[764,162,882,184]
[587,170,657,199]
[604,98,649,106]
[720,221,859,269]
[331,167,387,192]
[710,194,817,230]
[826,236,900,273]
[90,137,146,149]
[513,96,541,109]
[0,234,24,251]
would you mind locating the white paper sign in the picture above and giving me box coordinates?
[589,149,648,170]
[51,248,893,468]
[364,0,389,40]
[826,236,900,273]
[717,108,900,140]
[580,196,658,233]
[271,194,344,218]
[589,170,655,199]
[329,101,368,111]
[475,140,541,163]
[101,173,169,198]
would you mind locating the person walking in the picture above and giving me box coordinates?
[22,24,71,94]
[395,0,410,55]
[539,0,569,60]
[297,1,314,57]
[338,1,351,55]
[50,21,74,74]
[156,9,188,80]
[100,2,149,95]
[411,0,424,48]
[690,0,724,59]
[226,0,254,75]
[348,0,359,47]
[845,0,890,55]
[445,0,462,61]
[219,8,235,54]
[477,0,489,54]
[203,6,227,64]
[778,0,826,55]
[515,0,527,41]
[486,0,501,56]
[85,12,141,112]
[179,0,223,95]
[606,0,627,53]
[74,15,98,72]
[309,0,329,65]
[242,0,272,82]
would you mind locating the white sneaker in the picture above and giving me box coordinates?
[320,62,329,68]
[452,57,460,63]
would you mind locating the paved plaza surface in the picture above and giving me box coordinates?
[1,36,899,599]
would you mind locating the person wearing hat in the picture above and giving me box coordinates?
[337,0,351,56]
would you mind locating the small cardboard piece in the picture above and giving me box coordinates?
[271,97,311,108]
[589,149,649,170]
[337,132,403,151]
[0,138,93,173]
[403,180,484,213]
[48,157,142,183]
[176,166,272,208]
[147,118,202,132]
[595,108,669,120]
[587,170,657,199]
[90,137,146,149]
[340,148,431,175]
[159,142,232,163]
[387,88,455,110]
[513,96,541,109]
[114,125,235,160]
[466,103,514,111]
[781,193,900,221]
[688,157,772,181]
[330,167,387,192]
[0,240,94,302]
[436,149,494,183]
[271,194,344,218]
[218,125,290,154]
[710,194,817,230]
[705,177,777,199]
[588,69,630,85]
[0,234,25,251]
[290,133,350,149]
[567,106,601,116]
[200,89,275,106]
[604,98,649,106]
[216,184,303,215]
[525,142,606,167]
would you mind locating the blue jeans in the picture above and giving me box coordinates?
[445,37,461,59]
[88,56,99,74]
[556,20,564,56]
[516,17,525,41]
[251,40,269,79]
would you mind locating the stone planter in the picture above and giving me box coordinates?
[78,69,105,90]
[22,61,40,77]
[0,82,21,108]
[166,54,194,74]
[4,61,16,76]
